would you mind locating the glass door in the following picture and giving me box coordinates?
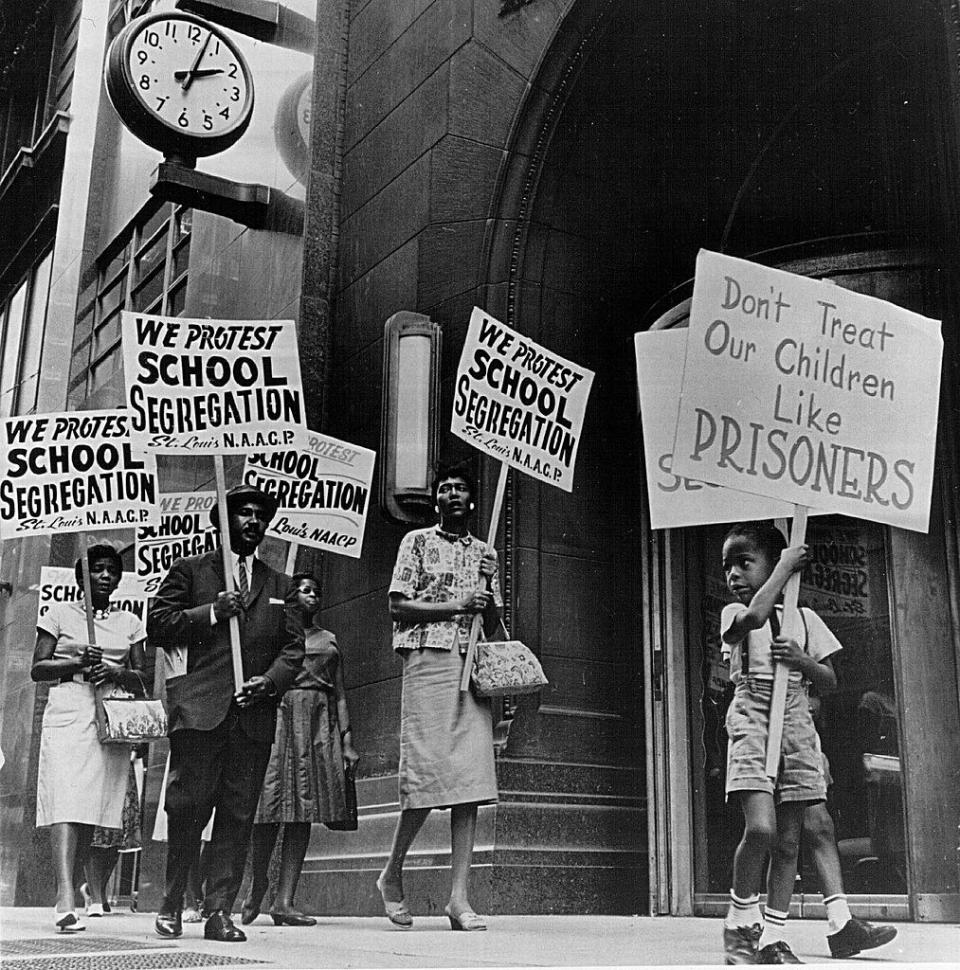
[684,516,910,918]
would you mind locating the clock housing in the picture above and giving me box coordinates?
[105,11,255,160]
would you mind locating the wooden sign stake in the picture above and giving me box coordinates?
[460,463,509,693]
[79,535,110,734]
[765,504,809,779]
[214,455,245,692]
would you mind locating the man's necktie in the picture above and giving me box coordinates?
[237,556,249,607]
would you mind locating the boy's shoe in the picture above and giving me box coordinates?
[724,923,762,964]
[827,917,897,958]
[756,940,803,964]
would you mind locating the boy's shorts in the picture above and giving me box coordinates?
[725,678,827,803]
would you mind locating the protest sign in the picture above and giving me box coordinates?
[242,428,375,558]
[135,491,218,596]
[672,250,943,532]
[0,410,159,537]
[635,329,806,529]
[37,566,148,622]
[120,311,306,454]
[452,307,594,493]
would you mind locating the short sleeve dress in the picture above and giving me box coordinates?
[389,526,501,810]
[36,601,145,828]
[254,628,350,826]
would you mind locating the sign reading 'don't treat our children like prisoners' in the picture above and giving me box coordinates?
[242,427,376,558]
[671,250,943,533]
[0,409,160,537]
[452,307,595,492]
[120,311,306,454]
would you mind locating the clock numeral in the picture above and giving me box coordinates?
[155,96,169,110]
[139,74,151,91]
[164,21,177,39]
[144,29,161,48]
[203,113,214,131]
[178,109,190,128]
[230,86,240,102]
[227,63,238,78]
[187,24,202,42]
[219,106,230,120]
[136,50,148,65]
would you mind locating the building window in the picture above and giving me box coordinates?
[0,249,53,417]
[71,203,191,407]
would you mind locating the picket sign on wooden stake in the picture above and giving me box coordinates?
[214,455,245,692]
[765,504,809,779]
[460,464,510,694]
[79,534,110,733]
[284,542,299,576]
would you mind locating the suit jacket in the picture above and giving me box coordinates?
[148,549,304,742]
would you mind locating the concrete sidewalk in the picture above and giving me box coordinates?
[1,908,957,969]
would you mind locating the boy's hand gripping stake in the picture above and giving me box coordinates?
[766,505,808,780]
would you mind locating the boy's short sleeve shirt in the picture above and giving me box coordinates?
[720,603,841,683]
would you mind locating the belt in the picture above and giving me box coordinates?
[59,672,89,685]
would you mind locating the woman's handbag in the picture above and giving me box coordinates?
[96,676,168,745]
[325,763,358,831]
[470,625,548,698]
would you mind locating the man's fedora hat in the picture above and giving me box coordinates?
[209,484,279,527]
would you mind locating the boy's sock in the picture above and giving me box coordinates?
[725,890,762,928]
[758,905,789,949]
[823,893,852,933]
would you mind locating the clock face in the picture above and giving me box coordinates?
[106,13,254,158]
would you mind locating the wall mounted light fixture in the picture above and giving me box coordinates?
[380,311,442,524]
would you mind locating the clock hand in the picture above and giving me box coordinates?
[180,29,213,91]
[173,68,224,80]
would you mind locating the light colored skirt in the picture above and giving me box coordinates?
[36,683,128,828]
[255,688,348,825]
[399,647,498,810]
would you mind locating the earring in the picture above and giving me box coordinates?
[434,506,440,514]
[469,502,475,510]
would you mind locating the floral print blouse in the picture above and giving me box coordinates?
[389,526,503,653]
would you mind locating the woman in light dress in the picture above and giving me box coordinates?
[31,545,146,931]
[377,461,501,931]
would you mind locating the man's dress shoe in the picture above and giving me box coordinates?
[155,911,182,938]
[204,910,246,942]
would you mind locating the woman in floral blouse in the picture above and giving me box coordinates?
[376,460,501,932]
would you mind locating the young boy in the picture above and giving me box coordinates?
[720,521,839,965]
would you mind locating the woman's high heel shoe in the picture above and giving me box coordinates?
[375,875,413,928]
[79,882,104,917]
[270,912,317,926]
[444,905,486,931]
[54,909,84,932]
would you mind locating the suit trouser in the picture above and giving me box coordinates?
[162,709,272,914]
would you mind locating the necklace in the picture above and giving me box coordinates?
[92,605,113,620]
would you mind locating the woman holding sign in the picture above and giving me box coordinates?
[31,545,147,932]
[377,461,501,932]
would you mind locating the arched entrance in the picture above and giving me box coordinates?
[484,0,960,918]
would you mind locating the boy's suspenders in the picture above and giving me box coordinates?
[754,608,809,681]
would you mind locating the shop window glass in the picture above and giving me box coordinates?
[81,204,190,401]
[0,280,29,417]
[14,249,53,414]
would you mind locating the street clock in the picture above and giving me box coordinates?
[105,11,254,161]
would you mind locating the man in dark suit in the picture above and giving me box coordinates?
[149,484,304,942]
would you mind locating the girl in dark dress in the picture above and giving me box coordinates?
[241,573,359,926]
